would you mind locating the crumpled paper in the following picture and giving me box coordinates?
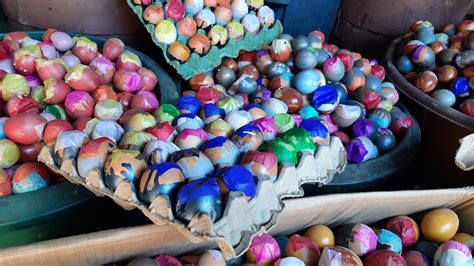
[455,134,474,171]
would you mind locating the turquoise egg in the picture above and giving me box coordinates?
[295,69,325,94]
[395,55,414,74]
[416,29,436,45]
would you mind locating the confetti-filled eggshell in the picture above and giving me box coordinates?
[64,91,95,119]
[215,165,256,198]
[285,235,320,265]
[12,162,50,194]
[196,8,216,30]
[411,45,435,68]
[18,142,43,163]
[311,85,339,113]
[402,251,430,266]
[377,229,403,254]
[5,113,47,145]
[262,138,297,164]
[155,20,178,44]
[322,246,363,266]
[451,77,471,97]
[346,136,378,163]
[53,130,89,166]
[6,96,39,117]
[295,48,318,70]
[305,225,335,249]
[299,118,330,145]
[433,240,472,266]
[386,216,420,247]
[205,118,233,138]
[240,150,278,181]
[283,127,316,153]
[331,104,361,128]
[199,103,225,124]
[295,69,323,94]
[144,5,165,24]
[143,139,179,165]
[421,208,459,243]
[246,233,281,266]
[197,250,226,266]
[368,108,391,129]
[0,169,12,197]
[175,128,209,149]
[125,112,156,132]
[130,91,159,113]
[202,136,239,167]
[170,148,214,180]
[261,98,288,117]
[232,124,264,152]
[0,74,30,101]
[91,120,123,145]
[254,117,279,141]
[323,56,345,82]
[0,139,19,168]
[342,68,366,92]
[77,137,116,178]
[336,223,378,256]
[154,104,180,123]
[177,95,201,116]
[176,177,222,222]
[104,149,147,190]
[364,250,407,266]
[139,162,184,204]
[94,99,123,121]
[118,129,154,151]
[258,5,275,27]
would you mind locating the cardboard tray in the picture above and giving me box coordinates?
[0,187,472,265]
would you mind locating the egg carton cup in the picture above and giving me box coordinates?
[127,0,283,80]
[38,136,346,258]
[455,133,474,171]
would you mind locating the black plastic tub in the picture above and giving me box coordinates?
[385,37,474,187]
[304,103,421,194]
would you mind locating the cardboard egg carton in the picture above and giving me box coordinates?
[455,134,474,171]
[38,136,346,258]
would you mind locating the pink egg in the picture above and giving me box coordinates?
[65,91,95,119]
[130,91,160,113]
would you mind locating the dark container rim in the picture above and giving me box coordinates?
[384,37,474,132]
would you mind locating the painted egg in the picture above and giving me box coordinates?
[130,91,159,113]
[184,0,204,15]
[298,105,318,120]
[189,73,214,91]
[17,142,42,163]
[273,87,303,113]
[117,92,135,110]
[380,84,399,105]
[177,95,202,117]
[231,0,248,20]
[226,21,245,40]
[176,17,197,38]
[94,99,123,121]
[319,246,363,266]
[299,118,330,145]
[199,103,225,124]
[0,169,12,197]
[64,91,95,119]
[353,58,372,75]
[411,45,435,68]
[197,250,226,266]
[270,72,294,91]
[77,137,116,178]
[0,74,30,101]
[390,107,413,134]
[205,118,233,138]
[364,250,407,266]
[365,75,383,92]
[143,139,179,165]
[336,223,378,256]
[103,149,147,191]
[42,104,67,120]
[274,257,305,266]
[283,127,316,153]
[342,68,365,92]
[261,98,288,117]
[0,139,19,168]
[144,5,165,24]
[147,122,177,142]
[451,77,471,97]
[244,103,267,120]
[12,162,49,194]
[368,108,391,129]
[221,58,238,72]
[170,148,214,180]
[439,48,459,65]
[165,0,185,21]
[176,177,222,222]
[5,113,47,145]
[432,89,456,107]
[154,104,180,124]
[253,117,278,141]
[271,39,292,62]
[331,104,361,128]
[374,128,396,154]
[92,85,117,102]
[195,8,216,30]
[234,75,258,94]
[431,41,448,56]
[214,165,256,199]
[240,150,278,181]
[258,5,275,27]
[139,162,184,204]
[175,128,208,149]
[246,234,281,266]
[201,136,239,167]
[353,87,381,110]
[53,130,89,166]
[231,124,263,152]
[154,20,177,44]
[285,235,320,265]
[168,41,190,62]
[421,208,459,243]
[460,99,474,117]
[376,229,403,253]
[273,113,296,133]
[395,55,415,74]
[214,5,233,25]
[346,136,378,163]
[118,130,154,151]
[267,62,289,79]
[242,14,260,35]
[386,215,420,247]
[6,96,39,117]
[295,69,325,94]
[154,255,182,266]
[352,118,379,140]
[311,85,339,113]
[64,64,99,92]
[223,110,251,131]
[255,49,272,73]
[304,224,335,249]
[402,250,430,266]
[188,34,211,56]
[291,36,310,52]
[295,48,318,70]
[125,112,156,132]
[91,121,124,144]
[433,240,472,266]
[323,56,345,82]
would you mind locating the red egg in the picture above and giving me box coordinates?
[138,67,158,92]
[43,78,71,104]
[336,53,354,72]
[43,119,74,145]
[196,87,223,105]
[103,38,125,62]
[89,55,116,85]
[188,73,214,91]
[114,69,142,93]
[130,91,160,113]
[6,96,39,116]
[3,40,19,55]
[64,91,95,119]
[65,64,100,92]
[116,51,142,71]
[188,34,211,55]
[18,142,44,162]
[13,162,50,188]
[117,92,135,111]
[364,250,407,266]
[35,58,67,81]
[370,65,386,80]
[92,85,118,102]
[177,17,198,38]
[5,113,47,145]
[13,45,41,75]
[4,32,29,45]
[165,0,185,21]
[147,122,176,141]
[42,28,57,43]
[144,5,165,24]
[0,169,12,197]
[221,58,238,72]
[73,117,92,131]
[72,37,98,64]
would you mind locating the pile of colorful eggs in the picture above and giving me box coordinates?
[132,0,276,63]
[395,20,474,117]
[185,30,413,164]
[0,30,158,198]
[126,208,473,266]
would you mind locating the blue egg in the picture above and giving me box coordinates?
[174,114,204,132]
[311,85,340,113]
[236,75,258,94]
[201,136,240,167]
[432,89,456,107]
[333,82,348,102]
[177,96,201,116]
[176,177,222,222]
[368,108,391,128]
[316,48,331,67]
[451,77,471,97]
[308,34,322,49]
[299,105,319,119]
[290,35,310,52]
[395,55,415,74]
[295,48,318,70]
[435,33,449,44]
[200,104,226,124]
[365,75,383,92]
[267,62,289,79]
[375,128,396,154]
[169,148,214,180]
[416,29,436,45]
[377,229,403,254]
[214,165,257,198]
[262,98,288,117]
[299,118,330,145]
[295,69,323,94]
[138,163,185,204]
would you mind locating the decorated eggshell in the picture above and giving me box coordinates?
[342,68,366,92]
[285,235,320,265]
[283,127,316,153]
[274,113,296,134]
[304,224,335,249]
[261,98,288,117]
[368,108,391,129]
[176,177,222,222]
[189,72,214,91]
[433,240,472,266]
[232,124,264,152]
[271,39,292,62]
[402,250,430,266]
[168,41,191,62]
[261,138,297,164]
[299,105,318,120]
[64,91,95,119]
[364,250,407,266]
[0,139,20,168]
[53,130,89,166]
[197,250,226,266]
[374,128,396,154]
[451,77,471,97]
[291,36,310,52]
[346,136,378,163]
[130,91,159,113]
[246,233,281,266]
[12,162,50,194]
[242,14,260,35]
[5,113,47,145]
[323,56,345,82]
[199,103,225,125]
[421,208,459,243]
[322,246,363,266]
[240,150,278,181]
[295,48,318,70]
[0,169,12,197]
[0,74,30,101]
[214,165,256,198]
[214,5,233,25]
[295,69,325,94]
[244,103,267,120]
[351,118,378,140]
[299,118,330,145]
[227,21,245,40]
[195,8,216,30]
[103,149,147,191]
[254,117,279,141]
[177,95,201,116]
[274,257,305,266]
[331,104,361,128]
[94,99,123,121]
[225,110,253,130]
[18,142,43,163]
[390,107,413,134]
[205,118,233,138]
[184,0,204,15]
[411,45,435,68]
[386,215,420,247]
[169,148,214,180]
[231,0,248,20]
[143,139,179,165]
[311,85,339,113]
[139,162,184,204]
[77,137,116,178]
[258,5,275,27]
[91,121,124,144]
[154,104,180,123]
[376,229,403,254]
[233,74,257,94]
[175,128,209,149]
[202,136,239,167]
[118,129,154,151]
[125,112,156,132]
[336,223,378,256]
[154,20,177,44]
[144,5,165,24]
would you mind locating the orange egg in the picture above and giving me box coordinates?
[304,224,335,249]
[421,208,459,243]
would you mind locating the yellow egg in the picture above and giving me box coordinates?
[304,224,335,249]
[421,208,459,243]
